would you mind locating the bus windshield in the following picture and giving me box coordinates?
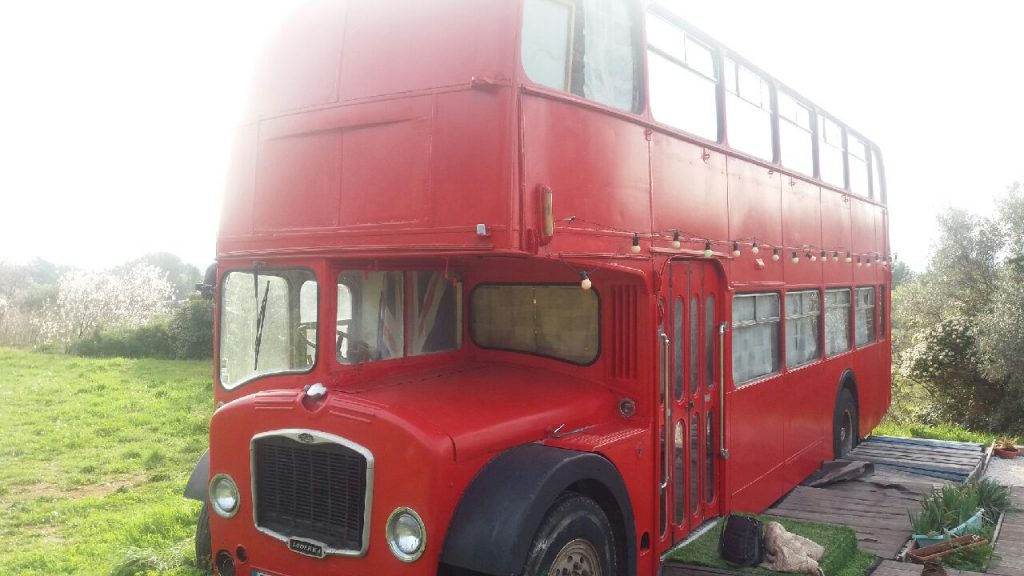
[219,268,318,389]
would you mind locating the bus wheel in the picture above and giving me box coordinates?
[195,502,212,573]
[833,388,858,459]
[521,494,616,576]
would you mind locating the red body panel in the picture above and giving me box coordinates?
[205,1,892,574]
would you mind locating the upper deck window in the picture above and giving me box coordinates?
[522,0,641,112]
[725,58,773,161]
[871,148,886,202]
[819,116,845,187]
[646,11,718,141]
[778,91,814,175]
[847,134,869,197]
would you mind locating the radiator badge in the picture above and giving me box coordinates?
[288,537,326,559]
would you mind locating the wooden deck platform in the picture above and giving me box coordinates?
[846,436,987,482]
[765,436,987,559]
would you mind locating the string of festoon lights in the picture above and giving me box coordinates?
[556,216,891,290]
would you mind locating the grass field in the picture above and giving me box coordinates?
[0,348,212,575]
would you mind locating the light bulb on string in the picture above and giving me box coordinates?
[630,233,641,254]
[751,243,760,255]
[672,230,681,249]
[820,251,827,262]
[771,248,780,262]
[845,251,852,263]
[580,271,592,290]
[857,256,863,267]
[703,240,713,258]
[809,251,817,262]
[791,251,800,265]
[732,241,741,257]
[833,251,840,262]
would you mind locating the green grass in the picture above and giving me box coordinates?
[0,348,212,575]
[667,515,876,576]
[872,420,995,444]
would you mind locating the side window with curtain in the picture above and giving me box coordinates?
[785,290,821,368]
[522,0,642,112]
[646,10,718,141]
[724,58,773,161]
[855,286,876,346]
[731,293,780,385]
[825,289,852,355]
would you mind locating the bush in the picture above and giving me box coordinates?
[168,297,213,360]
[72,323,175,359]
[71,297,214,361]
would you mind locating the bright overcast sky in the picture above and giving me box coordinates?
[2,1,1022,271]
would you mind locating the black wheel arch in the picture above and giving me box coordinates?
[183,449,209,501]
[439,443,636,576]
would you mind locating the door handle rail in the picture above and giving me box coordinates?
[719,321,728,460]
[661,332,672,484]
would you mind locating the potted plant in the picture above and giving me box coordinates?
[994,437,1020,459]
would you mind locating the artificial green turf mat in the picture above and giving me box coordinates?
[666,515,877,576]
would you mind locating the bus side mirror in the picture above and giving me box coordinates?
[194,263,217,300]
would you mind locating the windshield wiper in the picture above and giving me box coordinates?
[253,280,270,371]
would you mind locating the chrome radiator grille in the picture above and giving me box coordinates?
[253,433,369,553]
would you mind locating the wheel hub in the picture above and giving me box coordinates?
[840,410,853,453]
[548,538,601,576]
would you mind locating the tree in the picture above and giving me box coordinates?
[39,263,175,352]
[890,261,913,288]
[894,184,1024,433]
[0,258,59,347]
[128,252,202,300]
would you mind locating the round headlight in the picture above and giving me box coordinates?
[209,474,240,518]
[386,507,426,562]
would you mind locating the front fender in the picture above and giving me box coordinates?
[440,443,635,576]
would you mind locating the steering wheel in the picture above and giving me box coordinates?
[296,320,353,353]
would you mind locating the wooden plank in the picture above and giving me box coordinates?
[773,490,916,514]
[770,499,912,522]
[855,464,969,481]
[847,456,974,474]
[850,447,983,466]
[873,560,924,576]
[867,436,985,450]
[857,438,984,455]
[783,485,924,506]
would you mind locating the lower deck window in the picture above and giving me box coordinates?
[732,293,780,384]
[786,290,821,368]
[855,286,876,346]
[825,289,852,355]
[471,285,599,364]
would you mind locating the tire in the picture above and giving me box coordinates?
[195,502,213,573]
[833,387,859,459]
[521,494,616,576]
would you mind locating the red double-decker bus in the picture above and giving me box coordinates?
[183,1,891,575]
